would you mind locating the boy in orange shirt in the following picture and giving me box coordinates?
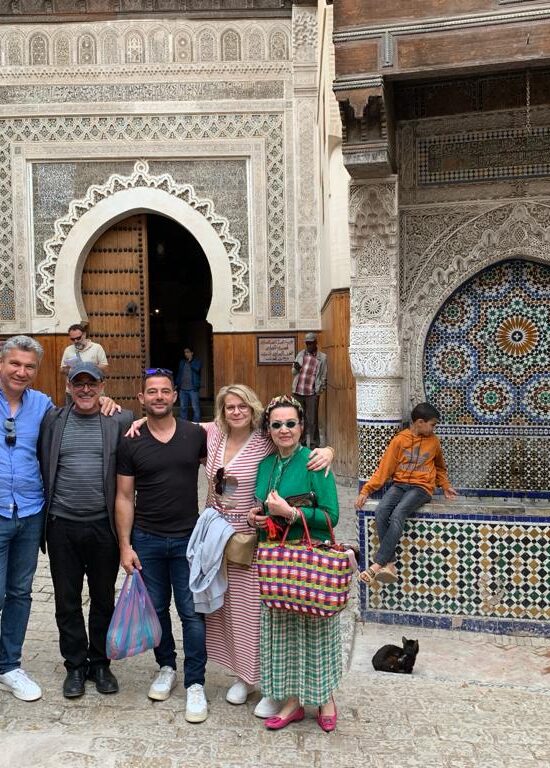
[355,402,457,585]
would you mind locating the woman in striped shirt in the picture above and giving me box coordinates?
[203,384,333,718]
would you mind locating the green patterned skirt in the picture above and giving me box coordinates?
[260,605,342,706]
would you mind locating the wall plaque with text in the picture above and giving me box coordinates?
[257,336,296,365]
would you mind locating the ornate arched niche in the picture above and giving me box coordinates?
[424,259,550,427]
[419,256,550,494]
[404,201,550,408]
[401,201,550,494]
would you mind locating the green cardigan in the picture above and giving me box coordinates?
[255,446,339,542]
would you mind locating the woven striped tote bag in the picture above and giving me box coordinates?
[256,509,353,618]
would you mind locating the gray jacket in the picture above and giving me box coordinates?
[186,507,235,614]
[38,405,134,551]
[292,348,328,395]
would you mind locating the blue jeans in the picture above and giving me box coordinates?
[0,509,43,673]
[131,527,206,688]
[179,389,200,422]
[374,484,431,566]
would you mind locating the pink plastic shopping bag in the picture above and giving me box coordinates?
[106,570,162,660]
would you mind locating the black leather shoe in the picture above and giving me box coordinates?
[88,665,119,694]
[63,668,86,698]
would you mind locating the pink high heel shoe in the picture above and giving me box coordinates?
[265,706,305,730]
[317,700,337,732]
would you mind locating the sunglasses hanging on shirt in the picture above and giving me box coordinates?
[4,418,16,446]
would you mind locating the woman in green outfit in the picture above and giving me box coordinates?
[248,394,341,732]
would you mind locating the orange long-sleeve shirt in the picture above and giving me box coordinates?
[359,428,451,498]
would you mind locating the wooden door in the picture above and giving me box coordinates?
[81,214,149,414]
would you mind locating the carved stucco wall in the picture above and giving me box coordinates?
[394,106,550,494]
[351,104,550,488]
[0,19,292,68]
[0,10,320,334]
[349,181,401,422]
[349,180,403,483]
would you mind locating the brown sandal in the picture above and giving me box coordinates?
[376,564,398,584]
[358,566,378,586]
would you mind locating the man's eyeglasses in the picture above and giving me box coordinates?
[144,368,173,376]
[225,404,249,413]
[269,419,299,430]
[4,418,16,446]
[71,380,101,391]
[215,467,238,496]
[70,334,83,343]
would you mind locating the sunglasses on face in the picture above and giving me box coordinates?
[144,368,173,376]
[4,417,16,446]
[269,419,299,430]
[215,466,238,496]
[70,335,83,343]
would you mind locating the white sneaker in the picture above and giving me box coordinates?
[0,668,42,702]
[148,666,177,701]
[254,696,280,718]
[226,678,255,705]
[185,683,208,723]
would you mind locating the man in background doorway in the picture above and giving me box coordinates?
[60,324,108,404]
[292,332,327,449]
[175,346,202,422]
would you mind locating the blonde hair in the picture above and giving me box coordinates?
[215,384,264,434]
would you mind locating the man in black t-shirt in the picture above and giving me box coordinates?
[116,369,208,723]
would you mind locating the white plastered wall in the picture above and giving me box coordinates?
[316,0,350,306]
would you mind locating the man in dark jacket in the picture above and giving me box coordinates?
[38,362,133,699]
[175,346,202,421]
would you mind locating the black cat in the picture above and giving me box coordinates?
[372,636,419,674]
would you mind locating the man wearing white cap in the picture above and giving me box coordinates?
[292,332,327,449]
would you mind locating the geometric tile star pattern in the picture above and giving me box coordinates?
[425,260,550,425]
[358,510,550,624]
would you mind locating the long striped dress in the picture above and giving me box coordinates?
[204,422,273,685]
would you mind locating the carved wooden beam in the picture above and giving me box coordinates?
[334,80,395,178]
[0,0,294,20]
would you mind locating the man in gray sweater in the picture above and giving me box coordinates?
[38,362,133,699]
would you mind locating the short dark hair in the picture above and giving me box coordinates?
[141,368,175,389]
[68,323,85,334]
[411,402,441,423]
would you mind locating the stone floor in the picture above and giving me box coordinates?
[1,476,549,768]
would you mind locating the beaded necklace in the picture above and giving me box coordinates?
[266,444,303,495]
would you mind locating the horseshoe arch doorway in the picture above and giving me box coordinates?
[81,213,213,415]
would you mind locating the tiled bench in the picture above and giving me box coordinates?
[357,498,550,637]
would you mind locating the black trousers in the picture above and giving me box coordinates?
[47,515,120,671]
[294,393,320,449]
